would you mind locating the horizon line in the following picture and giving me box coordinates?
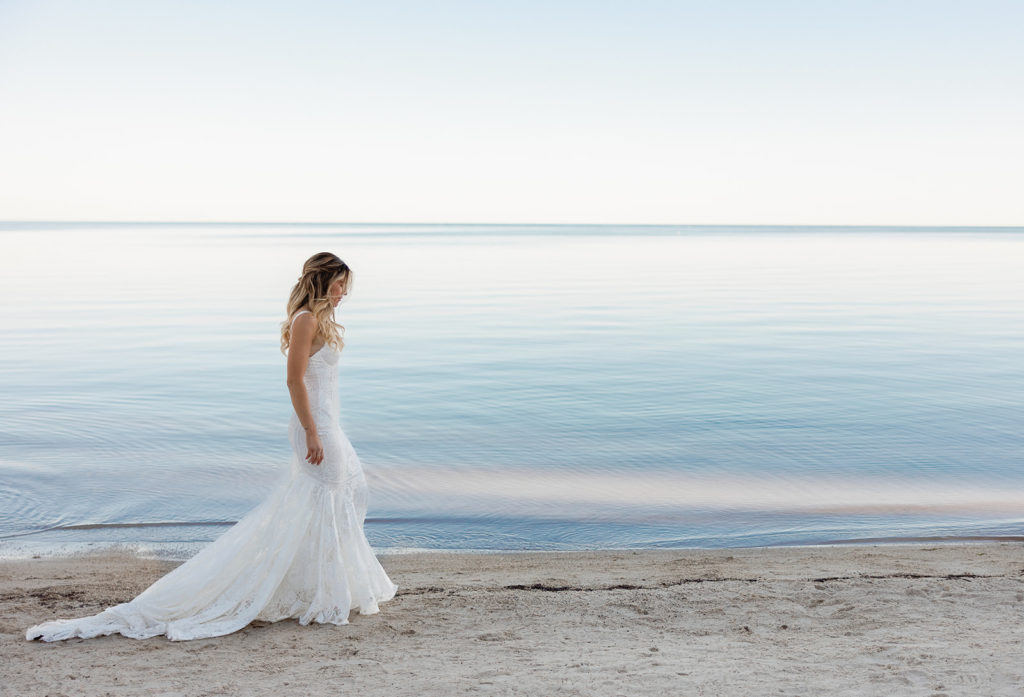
[2,220,1023,229]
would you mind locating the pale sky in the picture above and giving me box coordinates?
[1,0,1021,225]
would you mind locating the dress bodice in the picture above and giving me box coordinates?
[307,341,341,367]
[290,310,341,425]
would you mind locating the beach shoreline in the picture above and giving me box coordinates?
[3,542,1023,695]
[4,533,1024,563]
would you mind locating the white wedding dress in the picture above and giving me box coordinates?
[26,310,398,641]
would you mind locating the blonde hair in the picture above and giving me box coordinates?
[279,252,352,355]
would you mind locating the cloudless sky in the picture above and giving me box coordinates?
[1,0,1021,224]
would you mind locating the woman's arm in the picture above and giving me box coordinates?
[286,313,324,465]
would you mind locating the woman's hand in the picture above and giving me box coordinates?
[305,430,324,466]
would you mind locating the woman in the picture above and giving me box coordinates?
[26,252,398,641]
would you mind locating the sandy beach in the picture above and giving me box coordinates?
[2,542,1023,696]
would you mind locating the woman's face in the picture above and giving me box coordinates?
[328,277,348,307]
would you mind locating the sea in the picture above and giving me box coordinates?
[1,222,1022,559]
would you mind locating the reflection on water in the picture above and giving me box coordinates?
[1,223,1022,556]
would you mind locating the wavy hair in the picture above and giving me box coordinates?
[279,252,352,355]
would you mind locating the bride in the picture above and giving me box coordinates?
[26,252,399,641]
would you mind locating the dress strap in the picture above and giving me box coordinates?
[290,309,312,326]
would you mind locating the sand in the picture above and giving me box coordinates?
[2,542,1023,696]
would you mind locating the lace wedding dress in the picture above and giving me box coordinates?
[26,310,398,641]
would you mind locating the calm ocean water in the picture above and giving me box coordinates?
[1,222,1022,558]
